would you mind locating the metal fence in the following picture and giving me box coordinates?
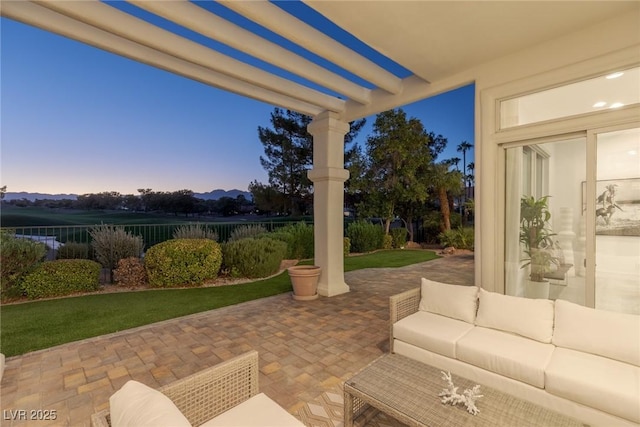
[1,220,312,250]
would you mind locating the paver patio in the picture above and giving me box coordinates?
[0,251,473,427]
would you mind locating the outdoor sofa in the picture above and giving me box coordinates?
[390,279,640,427]
[91,350,304,427]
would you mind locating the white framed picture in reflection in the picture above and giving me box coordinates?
[582,178,640,236]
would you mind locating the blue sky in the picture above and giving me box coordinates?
[1,5,474,196]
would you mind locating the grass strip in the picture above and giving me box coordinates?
[0,249,438,357]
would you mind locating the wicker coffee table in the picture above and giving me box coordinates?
[344,353,586,427]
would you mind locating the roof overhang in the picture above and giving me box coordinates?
[2,1,637,121]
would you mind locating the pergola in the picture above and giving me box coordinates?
[3,1,638,296]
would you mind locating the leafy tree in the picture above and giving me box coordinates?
[257,108,365,215]
[352,109,433,236]
[248,180,286,215]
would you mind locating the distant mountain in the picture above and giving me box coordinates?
[3,189,252,202]
[194,189,252,201]
[4,192,78,201]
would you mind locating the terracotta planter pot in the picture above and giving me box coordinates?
[287,265,321,301]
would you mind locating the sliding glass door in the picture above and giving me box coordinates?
[505,137,586,304]
[504,127,640,315]
[594,128,640,314]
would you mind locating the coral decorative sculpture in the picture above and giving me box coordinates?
[439,371,483,415]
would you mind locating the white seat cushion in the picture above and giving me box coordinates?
[418,278,478,323]
[110,381,191,427]
[394,311,474,358]
[200,393,304,427]
[546,348,640,424]
[553,299,640,366]
[456,327,555,388]
[475,289,555,343]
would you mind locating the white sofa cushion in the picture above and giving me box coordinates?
[546,347,640,424]
[418,278,478,323]
[394,311,474,358]
[456,327,555,388]
[110,380,191,427]
[475,289,554,343]
[200,393,304,427]
[553,299,640,366]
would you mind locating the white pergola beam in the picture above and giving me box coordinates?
[128,0,372,106]
[33,0,344,114]
[2,1,324,117]
[220,0,403,96]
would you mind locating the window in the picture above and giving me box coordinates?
[500,66,640,129]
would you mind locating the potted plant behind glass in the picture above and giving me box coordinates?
[519,195,558,299]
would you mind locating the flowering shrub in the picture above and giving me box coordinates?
[145,239,222,287]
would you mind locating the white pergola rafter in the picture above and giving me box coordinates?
[127,0,374,106]
[31,0,348,114]
[2,0,327,116]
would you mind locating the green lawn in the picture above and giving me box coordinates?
[0,249,438,357]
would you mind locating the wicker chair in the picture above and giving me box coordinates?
[91,351,262,427]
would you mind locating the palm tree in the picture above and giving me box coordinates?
[430,162,464,232]
[457,141,473,217]
[457,141,473,184]
[466,162,475,188]
[447,157,461,171]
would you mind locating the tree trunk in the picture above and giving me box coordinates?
[439,188,451,232]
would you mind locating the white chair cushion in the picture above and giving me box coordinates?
[546,347,640,424]
[200,393,304,427]
[110,380,191,427]
[418,278,478,323]
[553,299,640,366]
[393,311,474,358]
[456,327,555,388]
[475,289,554,343]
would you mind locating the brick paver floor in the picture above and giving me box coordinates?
[0,251,473,427]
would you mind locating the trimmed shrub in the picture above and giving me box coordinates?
[57,242,90,260]
[438,227,475,250]
[113,257,147,287]
[0,231,47,299]
[172,224,219,241]
[228,224,267,242]
[21,259,101,299]
[346,221,384,253]
[344,237,351,257]
[90,225,144,271]
[382,234,393,250]
[145,239,222,287]
[390,228,408,248]
[222,237,287,279]
[269,222,314,259]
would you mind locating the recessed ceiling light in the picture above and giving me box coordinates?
[606,72,624,79]
[629,150,638,156]
[609,102,625,109]
[592,101,607,108]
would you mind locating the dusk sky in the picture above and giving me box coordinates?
[1,4,474,196]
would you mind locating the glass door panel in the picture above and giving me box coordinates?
[505,137,586,302]
[595,128,640,314]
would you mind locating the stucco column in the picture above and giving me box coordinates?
[307,111,350,297]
